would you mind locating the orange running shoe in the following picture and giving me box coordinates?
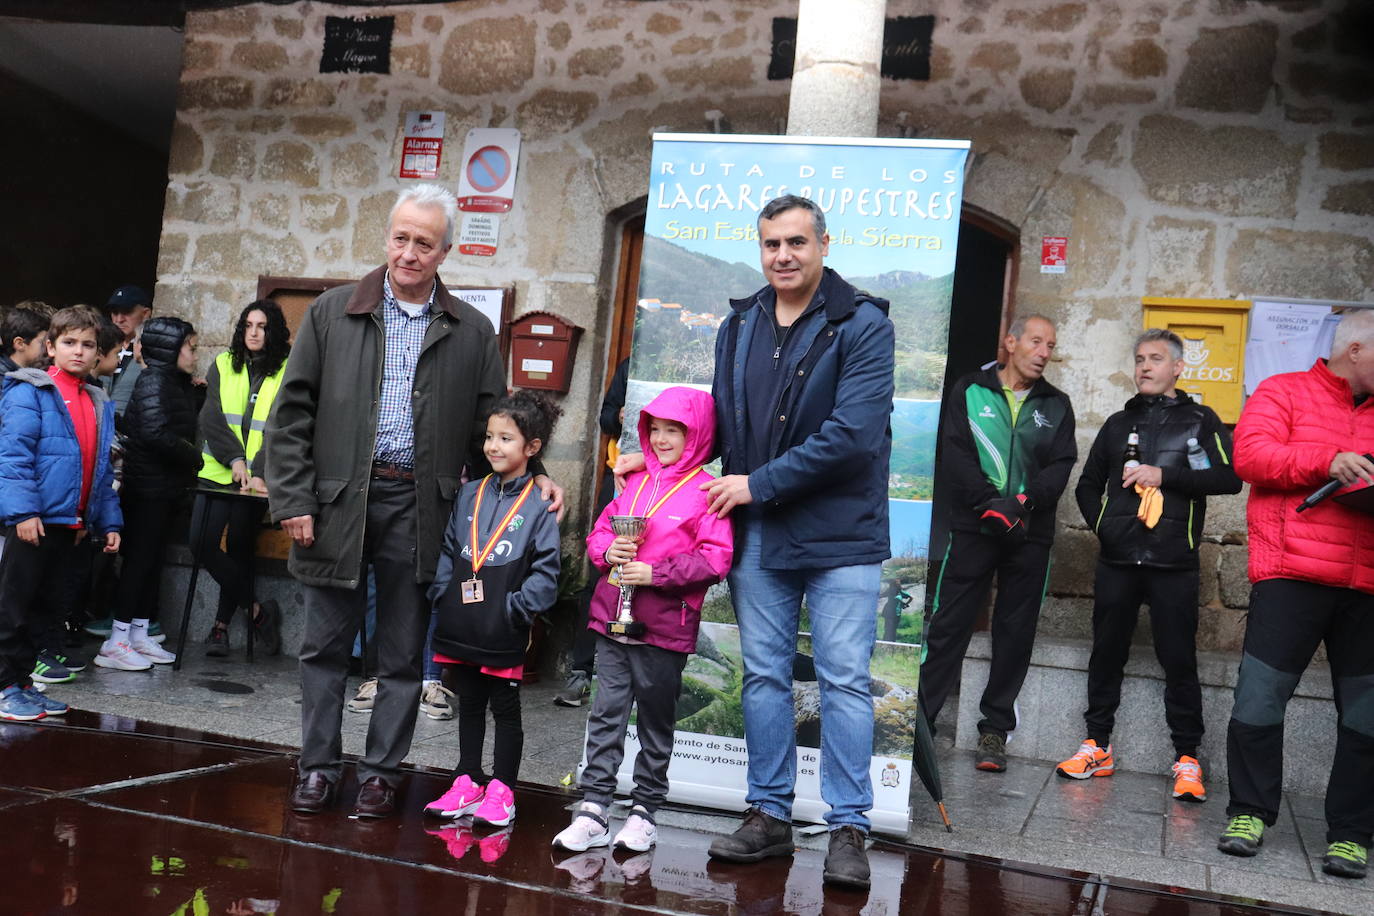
[1055,739,1114,779]
[1171,755,1206,802]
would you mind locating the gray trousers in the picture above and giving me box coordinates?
[580,634,688,813]
[298,478,428,786]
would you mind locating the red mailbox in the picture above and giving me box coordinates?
[509,310,583,392]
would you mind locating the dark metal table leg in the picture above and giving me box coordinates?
[175,492,212,671]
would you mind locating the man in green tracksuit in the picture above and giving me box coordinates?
[919,314,1077,772]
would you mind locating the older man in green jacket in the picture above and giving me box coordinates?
[267,184,562,818]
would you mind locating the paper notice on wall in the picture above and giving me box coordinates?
[1244,300,1332,393]
[399,110,445,179]
[458,212,499,256]
[1040,236,1067,274]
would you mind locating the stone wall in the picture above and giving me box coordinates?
[159,0,798,543]
[157,0,1373,615]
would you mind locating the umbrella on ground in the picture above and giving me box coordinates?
[913,700,952,832]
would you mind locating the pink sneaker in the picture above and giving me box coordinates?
[424,775,485,818]
[472,778,516,827]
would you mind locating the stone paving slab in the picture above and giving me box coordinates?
[1165,793,1314,881]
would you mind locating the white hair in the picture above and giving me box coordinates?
[389,184,458,248]
[1331,308,1374,356]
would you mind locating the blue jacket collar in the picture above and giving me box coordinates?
[728,267,889,322]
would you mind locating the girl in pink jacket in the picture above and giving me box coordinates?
[553,385,732,854]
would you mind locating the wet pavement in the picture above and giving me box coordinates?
[9,645,1370,914]
[0,711,1338,915]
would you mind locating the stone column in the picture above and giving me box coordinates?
[786,0,886,138]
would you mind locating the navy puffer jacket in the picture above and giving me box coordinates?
[120,316,202,498]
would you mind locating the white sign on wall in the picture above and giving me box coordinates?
[456,127,521,213]
[448,287,504,336]
[458,212,500,257]
[1244,300,1336,394]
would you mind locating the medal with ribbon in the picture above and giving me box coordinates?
[463,475,536,604]
[608,466,705,586]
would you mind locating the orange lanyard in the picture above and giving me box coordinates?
[469,475,536,575]
[626,466,705,520]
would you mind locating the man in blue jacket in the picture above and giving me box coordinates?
[703,195,894,891]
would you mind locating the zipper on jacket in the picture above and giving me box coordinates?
[1005,390,1020,497]
[768,318,826,452]
[769,314,795,370]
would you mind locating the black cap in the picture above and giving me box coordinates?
[105,284,151,312]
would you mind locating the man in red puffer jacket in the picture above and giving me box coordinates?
[1217,309,1374,880]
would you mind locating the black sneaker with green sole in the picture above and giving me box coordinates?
[1217,814,1265,857]
[1322,841,1368,879]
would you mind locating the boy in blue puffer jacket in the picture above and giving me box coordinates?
[0,306,122,720]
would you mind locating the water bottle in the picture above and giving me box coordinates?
[1186,437,1210,470]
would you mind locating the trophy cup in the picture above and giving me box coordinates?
[607,515,648,637]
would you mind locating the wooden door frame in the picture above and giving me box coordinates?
[959,203,1021,363]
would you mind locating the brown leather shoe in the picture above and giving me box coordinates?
[353,776,397,819]
[288,771,336,814]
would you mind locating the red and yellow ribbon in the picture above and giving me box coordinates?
[470,475,536,574]
[625,466,706,520]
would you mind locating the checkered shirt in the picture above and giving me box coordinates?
[373,272,437,468]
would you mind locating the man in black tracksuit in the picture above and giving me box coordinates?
[919,315,1076,772]
[1059,329,1241,799]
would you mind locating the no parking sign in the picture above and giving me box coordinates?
[456,128,521,213]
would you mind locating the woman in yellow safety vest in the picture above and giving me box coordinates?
[195,300,291,658]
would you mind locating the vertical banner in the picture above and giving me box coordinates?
[593,133,968,837]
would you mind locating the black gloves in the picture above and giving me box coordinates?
[977,493,1031,539]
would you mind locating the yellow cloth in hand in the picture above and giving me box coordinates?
[606,439,620,472]
[1135,484,1163,528]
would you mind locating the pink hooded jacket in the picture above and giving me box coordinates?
[586,386,734,654]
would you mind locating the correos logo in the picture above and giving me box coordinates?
[1179,336,1234,382]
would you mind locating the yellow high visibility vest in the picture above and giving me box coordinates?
[199,351,287,484]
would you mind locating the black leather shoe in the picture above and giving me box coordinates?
[707,807,794,862]
[823,825,871,890]
[353,776,396,819]
[289,771,336,814]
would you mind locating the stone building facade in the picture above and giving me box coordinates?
[157,0,1372,665]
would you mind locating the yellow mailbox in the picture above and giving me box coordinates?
[1141,297,1251,423]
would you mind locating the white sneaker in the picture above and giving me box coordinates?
[613,807,657,852]
[132,639,176,665]
[94,641,152,671]
[552,802,611,852]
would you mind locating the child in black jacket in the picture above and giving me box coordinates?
[96,316,201,671]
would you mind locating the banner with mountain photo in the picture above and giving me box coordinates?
[598,133,969,836]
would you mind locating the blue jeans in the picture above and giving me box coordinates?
[422,606,441,682]
[728,518,880,830]
[351,566,378,661]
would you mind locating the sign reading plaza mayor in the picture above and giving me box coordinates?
[594,133,969,835]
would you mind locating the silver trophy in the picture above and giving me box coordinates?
[608,515,648,638]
